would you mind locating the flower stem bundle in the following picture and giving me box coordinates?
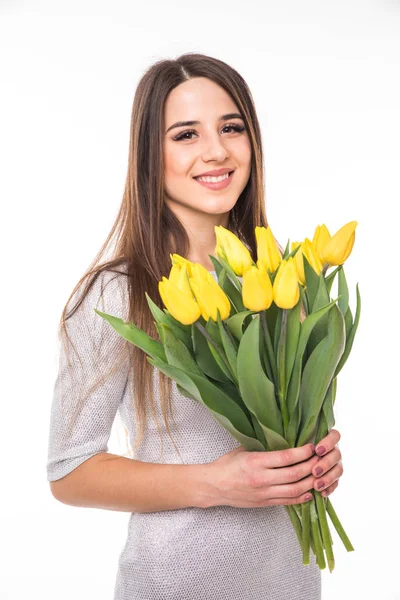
[95,220,360,572]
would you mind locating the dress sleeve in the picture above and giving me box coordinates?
[46,268,132,482]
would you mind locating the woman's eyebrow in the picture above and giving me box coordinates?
[165,113,244,134]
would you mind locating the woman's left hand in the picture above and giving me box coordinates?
[311,428,343,497]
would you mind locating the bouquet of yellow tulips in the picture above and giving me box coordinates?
[95,221,360,572]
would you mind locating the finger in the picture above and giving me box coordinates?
[321,479,339,498]
[267,473,315,500]
[313,462,343,492]
[312,446,342,478]
[261,443,316,469]
[270,454,321,485]
[315,428,341,456]
[254,491,314,507]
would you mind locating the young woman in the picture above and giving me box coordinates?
[47,53,343,600]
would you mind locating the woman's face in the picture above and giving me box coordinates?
[163,77,252,219]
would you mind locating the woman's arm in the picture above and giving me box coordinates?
[50,452,214,512]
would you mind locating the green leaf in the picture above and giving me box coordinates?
[285,244,301,261]
[338,267,349,316]
[205,318,235,382]
[191,321,230,382]
[145,292,192,347]
[215,256,243,292]
[226,310,256,341]
[161,324,204,376]
[273,308,283,356]
[217,268,245,313]
[334,283,361,377]
[286,402,300,447]
[265,300,280,347]
[176,383,198,400]
[286,296,340,419]
[94,309,166,361]
[303,254,321,311]
[325,266,341,295]
[285,285,303,395]
[315,377,337,444]
[217,310,239,382]
[209,255,223,277]
[282,238,291,259]
[307,273,331,355]
[344,305,353,340]
[297,304,346,446]
[237,314,286,448]
[147,356,265,451]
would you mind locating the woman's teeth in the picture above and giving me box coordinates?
[196,172,231,183]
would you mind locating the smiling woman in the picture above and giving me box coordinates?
[163,77,252,238]
[46,52,326,600]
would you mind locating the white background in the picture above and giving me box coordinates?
[1,1,399,598]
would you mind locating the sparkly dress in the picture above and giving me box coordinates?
[46,265,321,600]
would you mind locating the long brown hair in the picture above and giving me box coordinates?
[59,52,274,462]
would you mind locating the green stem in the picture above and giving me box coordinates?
[260,311,278,384]
[310,495,326,570]
[301,501,311,565]
[326,498,355,552]
[277,309,289,434]
[285,506,304,553]
[315,492,335,572]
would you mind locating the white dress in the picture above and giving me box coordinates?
[46,265,321,600]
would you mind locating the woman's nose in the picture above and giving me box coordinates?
[201,134,230,162]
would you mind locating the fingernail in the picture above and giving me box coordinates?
[305,494,313,501]
[317,481,325,489]
[310,444,316,453]
[316,446,326,456]
[315,467,323,476]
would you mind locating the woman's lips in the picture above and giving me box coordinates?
[194,171,234,190]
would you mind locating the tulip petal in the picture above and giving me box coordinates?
[145,292,192,347]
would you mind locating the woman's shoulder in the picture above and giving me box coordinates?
[68,259,130,324]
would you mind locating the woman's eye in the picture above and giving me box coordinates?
[173,123,245,142]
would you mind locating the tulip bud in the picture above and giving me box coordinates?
[273,257,300,309]
[189,263,231,321]
[214,225,253,276]
[242,265,274,311]
[255,226,282,274]
[311,224,331,263]
[320,221,358,266]
[170,253,196,277]
[158,265,201,325]
[292,239,322,285]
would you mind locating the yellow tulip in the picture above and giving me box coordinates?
[158,263,201,325]
[292,239,322,285]
[320,221,358,266]
[170,253,196,277]
[312,224,331,263]
[189,263,231,321]
[255,226,282,274]
[273,257,300,309]
[242,265,274,311]
[214,225,253,276]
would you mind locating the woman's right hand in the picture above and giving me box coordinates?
[206,443,320,508]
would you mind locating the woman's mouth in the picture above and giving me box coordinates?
[193,170,234,190]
